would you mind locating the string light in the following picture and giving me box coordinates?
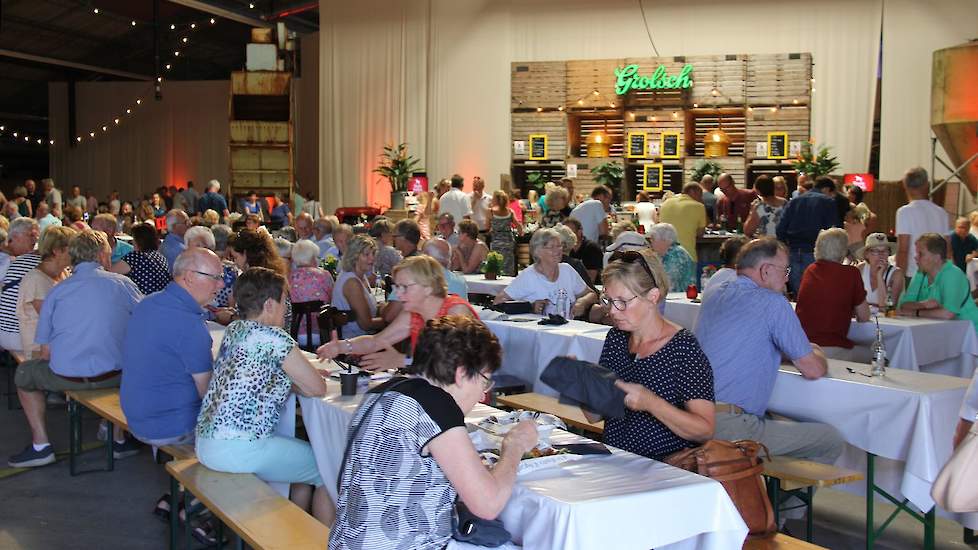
[182,37,188,44]
[210,18,216,24]
[190,23,196,29]
[136,99,142,105]
[171,24,177,30]
[130,20,136,26]
[93,8,99,14]
[114,118,120,124]
[249,2,255,8]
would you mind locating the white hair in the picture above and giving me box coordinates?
[648,223,678,245]
[422,238,452,267]
[166,209,187,231]
[9,216,38,237]
[291,239,320,267]
[814,227,849,263]
[184,226,216,250]
[207,179,221,192]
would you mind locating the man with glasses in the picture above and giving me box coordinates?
[695,237,843,466]
[121,248,224,450]
[435,213,460,248]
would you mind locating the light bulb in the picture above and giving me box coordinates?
[90,132,95,138]
[157,77,162,82]
[12,132,17,137]
[249,2,255,8]
[0,125,4,131]
[114,118,120,124]
[770,106,778,112]
[182,37,188,43]
[595,135,603,143]
[592,90,599,96]
[609,103,615,108]
[174,51,180,56]
[37,139,42,144]
[692,103,698,108]
[792,99,799,105]
[210,18,216,24]
[24,136,30,142]
[557,106,564,111]
[713,134,720,143]
[76,137,82,142]
[577,99,584,106]
[131,20,136,26]
[170,24,176,30]
[536,107,542,112]
[93,8,99,14]
[102,125,108,131]
[672,112,678,118]
[190,23,196,29]
[126,108,132,114]
[165,64,172,70]
[49,140,55,145]
[136,99,142,105]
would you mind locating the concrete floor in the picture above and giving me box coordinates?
[0,394,975,549]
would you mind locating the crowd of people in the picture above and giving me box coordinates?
[1,166,976,549]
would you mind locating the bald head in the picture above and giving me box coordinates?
[173,248,225,306]
[422,237,452,268]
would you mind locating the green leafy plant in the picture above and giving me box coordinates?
[482,251,504,275]
[592,161,624,189]
[525,172,548,192]
[691,159,723,183]
[319,254,339,277]
[373,143,423,193]
[793,143,839,178]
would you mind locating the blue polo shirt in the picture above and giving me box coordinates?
[695,276,812,416]
[121,282,213,440]
[197,192,229,217]
[35,262,143,377]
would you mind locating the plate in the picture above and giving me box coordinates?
[476,410,566,437]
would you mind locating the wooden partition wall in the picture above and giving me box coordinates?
[510,53,813,199]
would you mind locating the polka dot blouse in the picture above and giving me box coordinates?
[122,250,172,296]
[599,327,714,460]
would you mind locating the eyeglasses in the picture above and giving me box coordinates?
[191,270,224,282]
[762,263,791,277]
[393,282,419,293]
[600,293,639,311]
[541,244,563,252]
[478,371,495,393]
[608,250,657,288]
[866,248,889,256]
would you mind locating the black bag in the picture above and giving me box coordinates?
[452,501,511,547]
[491,301,532,314]
[540,356,627,419]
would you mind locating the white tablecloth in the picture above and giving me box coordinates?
[768,362,978,527]
[462,273,516,296]
[663,294,978,378]
[299,386,747,550]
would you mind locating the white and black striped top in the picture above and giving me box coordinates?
[0,252,42,335]
[329,377,464,550]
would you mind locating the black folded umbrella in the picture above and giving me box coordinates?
[540,357,627,419]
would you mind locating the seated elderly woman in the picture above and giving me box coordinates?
[331,235,387,338]
[289,239,334,345]
[329,316,538,550]
[493,228,597,317]
[540,186,571,228]
[319,255,477,371]
[112,222,172,295]
[588,248,714,460]
[451,219,489,274]
[795,228,871,360]
[195,267,331,524]
[17,226,75,359]
[647,223,695,292]
[367,218,402,276]
[898,232,978,331]
[854,233,904,312]
[702,235,749,302]
[553,224,596,288]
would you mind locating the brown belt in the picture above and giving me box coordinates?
[56,370,121,384]
[715,402,745,415]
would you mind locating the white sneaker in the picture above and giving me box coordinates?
[96,420,108,442]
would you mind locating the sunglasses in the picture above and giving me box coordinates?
[608,250,657,288]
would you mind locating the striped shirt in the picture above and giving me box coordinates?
[0,252,42,335]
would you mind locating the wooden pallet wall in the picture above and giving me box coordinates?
[746,53,813,106]
[566,59,623,110]
[744,106,811,161]
[511,111,567,160]
[511,62,566,111]
[683,157,746,187]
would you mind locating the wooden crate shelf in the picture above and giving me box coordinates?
[745,106,810,161]
[512,111,568,161]
[512,61,567,110]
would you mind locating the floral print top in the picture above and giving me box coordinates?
[196,320,297,441]
[289,266,334,304]
[662,242,696,292]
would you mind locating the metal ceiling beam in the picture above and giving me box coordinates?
[0,48,153,80]
[164,0,272,28]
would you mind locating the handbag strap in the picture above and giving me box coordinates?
[335,376,414,495]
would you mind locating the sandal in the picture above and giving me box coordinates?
[152,493,173,522]
[191,516,227,547]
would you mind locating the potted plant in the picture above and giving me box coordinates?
[319,254,339,278]
[525,172,548,194]
[482,251,504,280]
[793,143,839,178]
[592,160,624,199]
[691,159,723,183]
[373,143,423,209]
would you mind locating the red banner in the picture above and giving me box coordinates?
[844,173,875,192]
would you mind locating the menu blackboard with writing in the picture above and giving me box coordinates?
[529,134,548,160]
[626,132,647,159]
[767,132,788,160]
[661,132,680,159]
[642,163,664,192]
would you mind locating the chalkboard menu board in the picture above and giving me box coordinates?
[642,163,664,192]
[767,132,788,160]
[529,134,548,160]
[626,132,647,159]
[661,132,680,159]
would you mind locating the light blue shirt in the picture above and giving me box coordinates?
[388,268,468,301]
[694,275,811,416]
[317,237,336,259]
[35,262,143,377]
[111,239,134,264]
[160,232,186,274]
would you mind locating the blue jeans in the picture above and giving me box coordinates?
[196,435,323,487]
[788,249,814,295]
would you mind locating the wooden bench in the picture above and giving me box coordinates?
[165,459,330,550]
[64,388,129,475]
[495,392,605,435]
[762,456,863,543]
[743,533,827,549]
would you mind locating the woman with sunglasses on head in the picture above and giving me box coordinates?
[318,255,478,372]
[593,248,715,461]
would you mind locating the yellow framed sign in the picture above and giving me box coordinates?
[626,131,647,159]
[642,163,664,192]
[767,132,788,160]
[529,134,549,160]
[660,132,681,159]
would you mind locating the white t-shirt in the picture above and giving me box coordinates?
[468,192,492,231]
[895,199,950,276]
[503,263,587,316]
[570,199,607,242]
[438,188,472,223]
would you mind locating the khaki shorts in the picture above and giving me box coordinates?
[15,359,121,393]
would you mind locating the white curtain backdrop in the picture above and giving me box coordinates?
[879,0,978,182]
[321,0,884,210]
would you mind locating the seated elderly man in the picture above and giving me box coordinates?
[393,219,422,258]
[795,228,870,360]
[696,237,843,466]
[160,209,190,274]
[9,230,143,468]
[90,213,133,266]
[121,248,224,448]
[435,213,460,248]
[382,237,468,323]
[294,212,315,242]
[313,217,335,257]
[0,217,42,351]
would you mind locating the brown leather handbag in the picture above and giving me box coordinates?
[665,440,776,537]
